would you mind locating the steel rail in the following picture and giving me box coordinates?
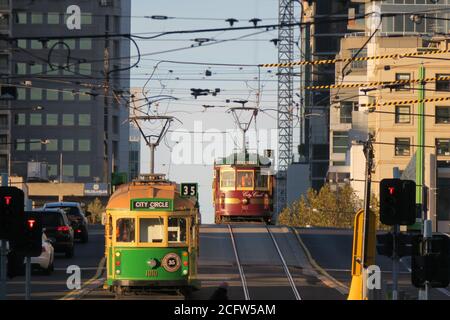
[266,226,302,300]
[228,224,250,300]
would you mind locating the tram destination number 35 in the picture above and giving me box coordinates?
[181,183,198,198]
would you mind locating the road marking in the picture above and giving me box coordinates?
[59,256,106,300]
[291,227,349,295]
[267,226,302,300]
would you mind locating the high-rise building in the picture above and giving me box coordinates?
[2,0,131,183]
[300,0,353,190]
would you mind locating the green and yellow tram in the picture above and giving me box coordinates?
[104,174,200,295]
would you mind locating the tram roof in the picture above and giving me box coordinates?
[106,180,198,212]
[215,152,272,167]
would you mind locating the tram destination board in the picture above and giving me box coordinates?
[131,198,174,211]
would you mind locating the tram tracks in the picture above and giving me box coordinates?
[227,224,302,300]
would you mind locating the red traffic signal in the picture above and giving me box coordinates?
[0,187,25,240]
[379,179,416,226]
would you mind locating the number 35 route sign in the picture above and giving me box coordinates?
[180,183,198,198]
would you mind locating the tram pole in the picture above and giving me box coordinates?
[149,143,156,175]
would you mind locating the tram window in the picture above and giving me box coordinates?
[255,171,268,189]
[237,171,254,189]
[116,218,135,243]
[220,170,235,188]
[168,217,187,243]
[140,218,165,243]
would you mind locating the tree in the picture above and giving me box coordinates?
[87,198,105,224]
[278,183,383,229]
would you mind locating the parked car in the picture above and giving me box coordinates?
[35,208,75,258]
[24,233,55,275]
[43,202,90,243]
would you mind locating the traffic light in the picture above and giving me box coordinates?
[0,187,25,240]
[379,179,416,226]
[376,232,413,258]
[12,212,43,257]
[411,234,450,288]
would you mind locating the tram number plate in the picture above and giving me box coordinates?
[181,183,198,197]
[146,270,158,277]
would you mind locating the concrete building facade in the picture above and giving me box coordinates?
[1,0,131,184]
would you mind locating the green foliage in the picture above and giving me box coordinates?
[86,198,105,224]
[278,183,385,229]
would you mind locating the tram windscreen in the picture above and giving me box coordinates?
[168,217,187,244]
[237,170,254,188]
[116,218,135,243]
[220,170,235,188]
[255,171,268,189]
[139,218,165,243]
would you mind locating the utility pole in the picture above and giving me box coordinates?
[0,173,8,300]
[361,134,374,300]
[104,32,111,185]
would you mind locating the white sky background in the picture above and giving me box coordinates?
[130,0,302,224]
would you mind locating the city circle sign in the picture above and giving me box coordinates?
[131,198,174,211]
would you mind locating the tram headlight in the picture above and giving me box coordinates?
[115,251,121,257]
[242,198,249,205]
[182,270,188,276]
[116,270,121,275]
[147,259,158,268]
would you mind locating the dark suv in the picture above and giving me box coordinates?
[43,202,90,243]
[34,209,75,258]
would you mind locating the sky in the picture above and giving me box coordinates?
[130,0,301,223]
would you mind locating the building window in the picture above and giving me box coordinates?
[79,114,91,126]
[46,90,59,101]
[46,139,58,151]
[80,39,92,50]
[113,116,119,134]
[395,138,411,156]
[0,115,7,129]
[395,73,411,91]
[79,63,91,75]
[17,39,27,49]
[62,139,74,151]
[63,39,76,50]
[62,114,74,126]
[30,114,42,126]
[78,139,91,152]
[436,74,450,92]
[15,113,26,125]
[63,165,74,177]
[62,90,75,101]
[46,114,58,126]
[16,12,27,24]
[333,131,349,154]
[30,140,42,151]
[436,139,450,156]
[30,88,43,100]
[48,164,58,177]
[340,103,352,124]
[395,106,411,124]
[78,165,90,177]
[30,64,43,75]
[350,48,367,69]
[81,13,92,25]
[47,13,59,24]
[16,63,27,75]
[31,40,43,49]
[15,139,25,151]
[436,106,450,124]
[17,88,26,100]
[31,13,43,24]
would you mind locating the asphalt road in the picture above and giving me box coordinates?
[5,224,105,300]
[298,227,450,300]
[4,224,449,300]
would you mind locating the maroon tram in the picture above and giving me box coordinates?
[213,152,274,224]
